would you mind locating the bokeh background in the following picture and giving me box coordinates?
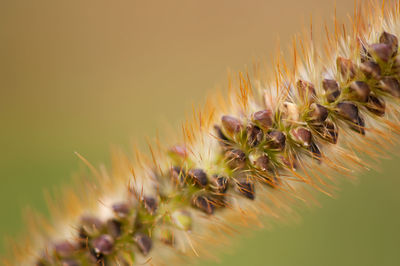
[1,0,400,265]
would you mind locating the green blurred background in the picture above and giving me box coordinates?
[1,0,399,265]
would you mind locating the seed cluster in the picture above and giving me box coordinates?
[34,30,400,266]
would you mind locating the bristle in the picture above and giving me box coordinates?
[4,0,400,265]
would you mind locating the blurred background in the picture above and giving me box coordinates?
[1,0,399,265]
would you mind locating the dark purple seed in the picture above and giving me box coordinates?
[296,80,316,102]
[322,79,341,103]
[337,57,356,80]
[379,77,400,97]
[221,115,242,135]
[213,175,228,193]
[350,116,366,135]
[309,103,329,123]
[366,95,386,116]
[349,81,371,102]
[92,235,114,255]
[379,31,398,56]
[107,219,122,238]
[112,202,131,217]
[134,233,152,255]
[369,43,392,62]
[290,127,312,147]
[237,179,255,200]
[246,124,263,147]
[336,102,359,123]
[255,154,270,171]
[192,195,215,215]
[54,241,77,257]
[360,61,381,79]
[252,109,273,129]
[267,130,286,150]
[143,196,158,214]
[226,149,246,168]
[188,168,208,187]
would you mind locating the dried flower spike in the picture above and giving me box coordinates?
[4,1,400,266]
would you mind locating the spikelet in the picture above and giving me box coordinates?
[4,0,400,265]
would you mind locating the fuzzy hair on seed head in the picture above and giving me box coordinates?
[3,0,400,265]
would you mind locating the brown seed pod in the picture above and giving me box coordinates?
[308,103,329,123]
[290,127,312,147]
[369,43,392,62]
[254,154,270,171]
[225,149,246,168]
[366,94,386,116]
[246,124,264,147]
[379,31,398,57]
[221,115,243,135]
[236,179,255,200]
[322,79,341,103]
[266,130,286,150]
[107,219,122,238]
[143,196,158,214]
[252,109,273,130]
[187,168,209,187]
[349,81,371,102]
[337,57,356,80]
[360,61,381,79]
[212,175,229,193]
[134,233,152,255]
[350,116,366,135]
[112,202,131,218]
[92,235,114,255]
[335,101,360,123]
[379,77,400,97]
[192,195,215,215]
[296,79,316,103]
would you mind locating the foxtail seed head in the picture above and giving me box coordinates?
[4,1,400,265]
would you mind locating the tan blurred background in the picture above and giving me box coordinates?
[1,0,400,265]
